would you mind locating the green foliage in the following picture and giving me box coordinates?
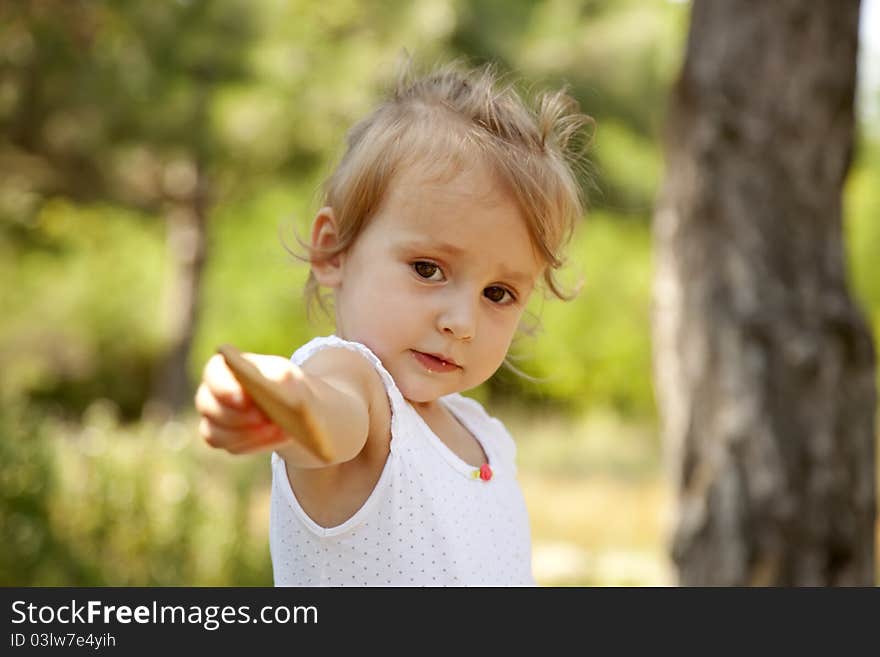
[0,0,258,220]
[1,201,166,418]
[495,212,655,416]
[845,135,880,392]
[191,179,325,371]
[0,402,59,584]
[592,119,662,213]
[506,0,689,211]
[0,399,272,586]
[1,395,671,586]
[847,136,880,313]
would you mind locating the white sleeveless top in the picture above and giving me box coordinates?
[269,335,535,586]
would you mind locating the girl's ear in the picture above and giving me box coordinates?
[310,207,344,288]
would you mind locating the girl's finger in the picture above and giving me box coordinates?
[195,383,267,429]
[225,427,287,454]
[199,417,284,453]
[202,354,250,408]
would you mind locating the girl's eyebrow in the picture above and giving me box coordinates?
[398,238,464,257]
[499,269,535,289]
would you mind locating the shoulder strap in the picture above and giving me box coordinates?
[290,335,409,443]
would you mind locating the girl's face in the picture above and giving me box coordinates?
[316,162,543,407]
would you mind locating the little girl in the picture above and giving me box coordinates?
[195,62,589,586]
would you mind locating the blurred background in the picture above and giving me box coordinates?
[1,0,878,586]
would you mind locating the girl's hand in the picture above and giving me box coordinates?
[195,353,296,455]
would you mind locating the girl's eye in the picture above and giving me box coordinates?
[412,261,444,281]
[484,286,514,304]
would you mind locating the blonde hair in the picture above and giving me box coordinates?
[300,60,592,319]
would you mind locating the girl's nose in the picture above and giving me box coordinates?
[437,293,476,341]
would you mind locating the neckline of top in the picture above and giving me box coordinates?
[320,335,496,480]
[406,395,497,481]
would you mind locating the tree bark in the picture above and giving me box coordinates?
[148,160,209,417]
[653,0,876,585]
[148,80,214,418]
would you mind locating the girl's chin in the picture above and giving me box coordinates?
[399,390,445,405]
[395,380,453,405]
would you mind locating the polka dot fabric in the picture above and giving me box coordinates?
[269,335,535,586]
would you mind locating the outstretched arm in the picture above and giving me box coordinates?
[195,347,377,469]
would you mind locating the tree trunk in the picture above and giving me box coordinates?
[148,160,209,417]
[652,0,876,585]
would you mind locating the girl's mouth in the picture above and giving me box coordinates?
[411,350,461,373]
